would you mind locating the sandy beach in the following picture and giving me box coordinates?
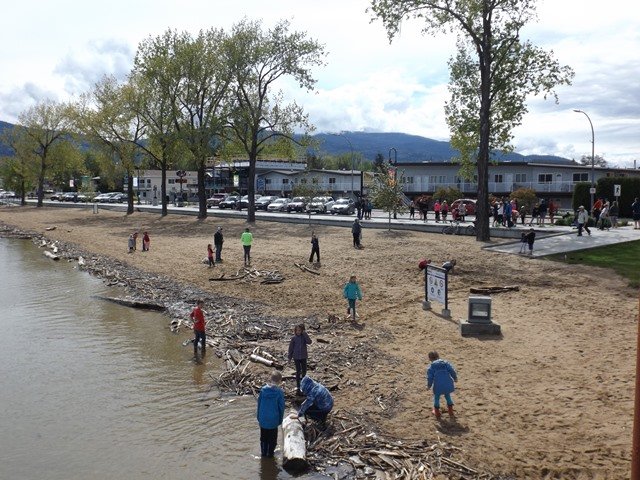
[0,205,635,479]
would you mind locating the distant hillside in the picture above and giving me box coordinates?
[0,120,575,165]
[311,131,575,165]
[0,121,13,156]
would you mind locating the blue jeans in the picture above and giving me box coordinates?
[347,298,357,318]
[260,427,278,457]
[433,392,453,409]
[194,330,206,355]
[304,404,330,422]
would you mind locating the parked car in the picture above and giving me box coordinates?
[255,195,278,210]
[267,197,291,212]
[206,193,228,208]
[108,193,127,203]
[451,198,477,215]
[307,196,335,213]
[0,190,16,198]
[219,195,239,209]
[286,196,308,213]
[238,194,262,210]
[49,192,65,201]
[331,198,355,215]
[94,192,117,203]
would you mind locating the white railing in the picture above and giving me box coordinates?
[399,180,580,194]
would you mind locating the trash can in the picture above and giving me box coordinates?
[93,203,99,214]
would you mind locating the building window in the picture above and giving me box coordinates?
[572,173,589,182]
[328,177,336,184]
[300,178,307,184]
[265,179,272,185]
[494,174,503,183]
[168,179,175,184]
[146,179,151,185]
[282,178,289,184]
[515,173,527,182]
[401,176,414,184]
[428,175,438,184]
[429,175,446,184]
[538,173,553,183]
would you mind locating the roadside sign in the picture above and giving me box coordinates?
[614,184,621,197]
[426,265,448,309]
[257,178,265,191]
[589,187,596,194]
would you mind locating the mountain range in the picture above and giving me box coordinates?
[0,120,575,165]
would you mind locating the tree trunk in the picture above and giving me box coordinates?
[247,148,257,223]
[197,161,207,219]
[127,174,134,215]
[475,11,492,242]
[282,412,309,473]
[36,155,46,208]
[160,165,167,216]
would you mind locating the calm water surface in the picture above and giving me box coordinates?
[0,238,310,480]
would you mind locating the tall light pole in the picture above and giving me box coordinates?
[389,148,398,219]
[573,109,595,211]
[332,132,355,197]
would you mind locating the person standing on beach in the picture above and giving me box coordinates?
[207,244,215,267]
[256,370,285,458]
[426,351,457,419]
[214,227,224,263]
[409,200,416,220]
[142,232,150,251]
[128,234,135,253]
[241,228,253,266]
[132,232,139,251]
[190,299,206,358]
[609,201,619,228]
[343,275,363,321]
[288,323,312,396]
[351,219,362,249]
[522,228,536,255]
[309,232,320,263]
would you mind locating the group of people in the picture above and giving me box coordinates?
[127,231,150,253]
[491,198,556,228]
[354,197,373,220]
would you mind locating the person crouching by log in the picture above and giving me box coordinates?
[427,351,457,419]
[189,299,206,358]
[292,376,333,424]
[288,324,312,396]
[257,370,285,458]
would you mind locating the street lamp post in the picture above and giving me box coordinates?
[332,132,355,198]
[389,148,398,219]
[573,109,595,211]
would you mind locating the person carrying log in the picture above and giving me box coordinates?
[287,324,312,396]
[257,370,285,458]
[189,299,206,359]
[291,376,333,424]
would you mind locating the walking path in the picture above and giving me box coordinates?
[483,225,640,257]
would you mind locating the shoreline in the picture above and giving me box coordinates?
[0,221,491,479]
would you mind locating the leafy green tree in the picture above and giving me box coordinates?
[226,18,325,223]
[373,153,386,173]
[11,101,73,206]
[0,154,36,204]
[371,168,407,230]
[72,76,146,214]
[370,0,574,241]
[509,187,537,210]
[579,154,607,168]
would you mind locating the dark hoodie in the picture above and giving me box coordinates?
[298,376,333,416]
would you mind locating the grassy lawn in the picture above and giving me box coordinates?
[548,240,640,288]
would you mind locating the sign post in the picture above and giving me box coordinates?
[614,184,621,203]
[423,265,450,318]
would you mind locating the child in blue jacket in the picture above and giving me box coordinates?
[256,371,285,457]
[343,275,362,322]
[295,376,334,423]
[426,351,458,419]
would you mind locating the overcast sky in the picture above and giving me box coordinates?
[1,0,638,166]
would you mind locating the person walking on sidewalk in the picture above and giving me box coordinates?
[632,198,640,229]
[214,226,224,262]
[577,205,591,236]
[426,351,458,419]
[241,228,253,266]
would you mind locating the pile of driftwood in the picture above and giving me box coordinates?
[305,413,495,479]
[209,267,284,284]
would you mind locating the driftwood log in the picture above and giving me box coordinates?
[92,295,166,311]
[294,263,320,275]
[43,250,60,261]
[469,285,519,294]
[282,412,309,473]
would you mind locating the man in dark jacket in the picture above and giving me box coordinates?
[214,226,224,263]
[256,371,285,457]
[351,219,362,249]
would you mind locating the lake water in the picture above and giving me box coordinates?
[0,238,310,480]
